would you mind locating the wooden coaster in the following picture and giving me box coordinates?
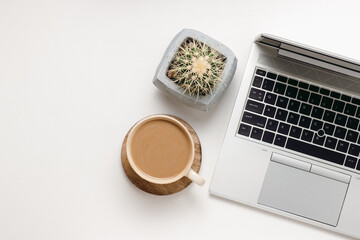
[121,115,202,195]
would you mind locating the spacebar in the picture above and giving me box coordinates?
[285,138,345,165]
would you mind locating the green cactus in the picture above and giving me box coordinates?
[167,38,226,97]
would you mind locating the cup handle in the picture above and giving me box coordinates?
[186,169,205,186]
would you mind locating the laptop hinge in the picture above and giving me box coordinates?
[256,34,360,79]
[278,48,360,79]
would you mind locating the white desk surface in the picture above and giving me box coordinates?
[1,0,359,239]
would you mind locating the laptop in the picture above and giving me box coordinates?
[210,34,360,239]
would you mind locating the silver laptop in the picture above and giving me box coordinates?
[210,34,360,239]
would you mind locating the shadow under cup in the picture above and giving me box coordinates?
[126,115,196,184]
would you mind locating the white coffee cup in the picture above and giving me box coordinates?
[126,115,205,186]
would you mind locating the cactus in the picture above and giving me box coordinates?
[167,38,226,97]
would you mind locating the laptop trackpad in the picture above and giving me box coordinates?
[258,160,349,226]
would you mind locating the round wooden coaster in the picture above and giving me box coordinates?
[121,115,202,195]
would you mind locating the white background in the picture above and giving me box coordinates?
[1,0,359,239]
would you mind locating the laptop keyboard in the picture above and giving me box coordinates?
[238,68,360,172]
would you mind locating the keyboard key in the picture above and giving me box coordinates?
[344,103,356,116]
[278,123,290,135]
[332,100,345,113]
[288,78,298,86]
[277,75,287,83]
[298,82,309,89]
[264,92,277,105]
[286,138,345,165]
[320,96,333,109]
[325,137,337,149]
[287,112,300,125]
[356,107,360,118]
[347,117,359,130]
[357,162,360,171]
[242,111,267,128]
[348,144,360,157]
[335,113,347,126]
[323,110,335,123]
[297,89,310,102]
[238,123,252,136]
[311,106,324,119]
[334,126,347,139]
[285,86,298,98]
[313,135,325,146]
[275,109,288,121]
[309,85,320,92]
[274,134,287,147]
[309,93,321,105]
[288,100,300,112]
[300,103,312,115]
[256,69,266,76]
[324,123,335,135]
[249,88,265,101]
[320,88,330,95]
[330,91,341,99]
[346,130,358,143]
[352,97,360,105]
[301,129,314,142]
[262,79,275,91]
[245,99,265,114]
[341,94,351,102]
[310,119,323,131]
[266,72,277,80]
[289,126,302,138]
[266,119,279,131]
[337,140,349,153]
[273,82,286,95]
[250,127,263,140]
[299,116,311,128]
[264,105,276,118]
[262,131,275,144]
[345,156,357,169]
[252,76,263,87]
[276,96,289,109]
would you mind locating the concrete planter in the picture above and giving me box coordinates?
[153,29,237,112]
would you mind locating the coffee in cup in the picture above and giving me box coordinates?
[126,115,205,185]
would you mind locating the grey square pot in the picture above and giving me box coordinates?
[153,29,237,112]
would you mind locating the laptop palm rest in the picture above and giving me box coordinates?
[258,157,349,227]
